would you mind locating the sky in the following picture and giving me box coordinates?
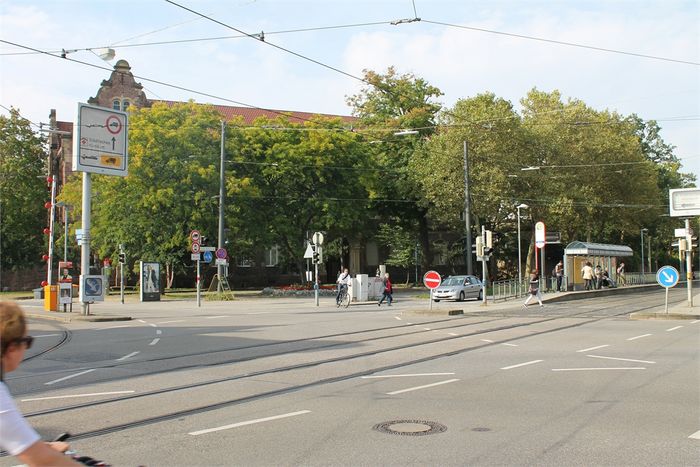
[1,0,698,177]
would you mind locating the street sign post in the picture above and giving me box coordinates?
[73,103,128,176]
[669,188,700,217]
[423,270,441,310]
[656,265,680,313]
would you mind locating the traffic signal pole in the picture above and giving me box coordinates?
[686,218,693,307]
[481,225,488,306]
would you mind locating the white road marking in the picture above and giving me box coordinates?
[587,354,655,364]
[691,320,700,324]
[157,320,185,324]
[552,367,645,371]
[500,360,543,370]
[33,334,61,338]
[407,322,413,325]
[627,334,652,341]
[666,326,682,332]
[362,373,456,379]
[45,369,95,385]
[156,330,162,335]
[149,338,160,346]
[481,339,494,343]
[423,327,432,330]
[22,391,134,402]
[448,332,459,336]
[116,351,140,361]
[205,315,227,319]
[96,325,131,330]
[138,319,147,323]
[188,410,311,436]
[386,378,460,395]
[689,429,700,439]
[501,343,518,347]
[245,312,269,315]
[394,316,402,321]
[577,344,610,353]
[148,323,157,328]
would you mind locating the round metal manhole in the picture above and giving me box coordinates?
[373,420,447,436]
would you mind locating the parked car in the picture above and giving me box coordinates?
[432,275,482,302]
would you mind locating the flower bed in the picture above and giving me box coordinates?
[262,284,337,297]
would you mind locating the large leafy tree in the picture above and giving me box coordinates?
[346,67,443,269]
[0,109,47,277]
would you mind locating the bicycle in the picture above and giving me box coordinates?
[53,433,111,466]
[336,284,351,308]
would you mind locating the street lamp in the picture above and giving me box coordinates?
[641,228,648,275]
[517,203,529,293]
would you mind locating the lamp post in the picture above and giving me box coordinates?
[217,120,226,293]
[517,204,529,294]
[640,228,648,276]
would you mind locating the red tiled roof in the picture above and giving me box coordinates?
[152,100,357,126]
[57,121,73,132]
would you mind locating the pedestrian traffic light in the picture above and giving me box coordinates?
[485,230,493,248]
[118,252,125,264]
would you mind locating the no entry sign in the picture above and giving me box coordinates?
[423,270,442,290]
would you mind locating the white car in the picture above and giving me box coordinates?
[432,275,483,302]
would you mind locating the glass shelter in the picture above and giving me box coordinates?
[563,241,634,291]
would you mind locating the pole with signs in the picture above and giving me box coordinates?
[656,265,680,313]
[312,232,324,307]
[481,225,488,305]
[685,219,693,307]
[423,270,441,310]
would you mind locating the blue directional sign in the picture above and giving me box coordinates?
[203,251,213,263]
[656,266,679,288]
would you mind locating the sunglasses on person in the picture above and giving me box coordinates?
[13,336,34,349]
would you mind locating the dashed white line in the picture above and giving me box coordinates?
[362,373,456,379]
[691,320,700,324]
[666,325,683,332]
[407,322,414,325]
[577,344,610,353]
[481,339,494,343]
[157,320,185,324]
[501,343,518,347]
[33,334,61,338]
[586,355,655,364]
[627,334,652,341]
[423,327,432,331]
[188,410,311,436]
[45,369,95,386]
[149,338,160,346]
[22,391,135,402]
[156,330,162,335]
[689,429,700,439]
[205,315,227,319]
[447,332,459,336]
[386,378,460,395]
[116,351,140,361]
[501,360,543,370]
[138,320,147,324]
[96,325,131,331]
[394,316,402,320]
[552,367,645,371]
[148,323,157,328]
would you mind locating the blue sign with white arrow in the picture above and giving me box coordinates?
[656,266,679,288]
[203,251,213,263]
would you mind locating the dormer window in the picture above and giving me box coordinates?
[112,99,121,110]
[122,100,130,110]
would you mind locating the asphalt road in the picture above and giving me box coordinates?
[2,289,698,466]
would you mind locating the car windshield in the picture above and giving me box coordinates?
[442,276,466,286]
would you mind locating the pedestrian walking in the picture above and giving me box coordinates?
[581,261,594,290]
[616,261,626,286]
[378,273,393,306]
[554,260,564,292]
[523,272,544,307]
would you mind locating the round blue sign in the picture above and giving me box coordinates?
[656,266,679,288]
[203,251,213,263]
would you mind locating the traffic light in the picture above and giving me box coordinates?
[118,252,125,264]
[310,241,319,264]
[476,236,484,257]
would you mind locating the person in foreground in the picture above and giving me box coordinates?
[1,301,80,466]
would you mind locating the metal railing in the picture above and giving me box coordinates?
[492,276,569,302]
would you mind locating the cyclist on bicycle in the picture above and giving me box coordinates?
[1,301,80,466]
[336,268,351,305]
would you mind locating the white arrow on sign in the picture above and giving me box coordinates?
[662,271,672,282]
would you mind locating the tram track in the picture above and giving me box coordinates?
[17,291,684,442]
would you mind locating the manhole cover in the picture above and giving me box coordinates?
[373,420,447,436]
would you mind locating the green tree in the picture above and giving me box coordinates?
[0,109,47,278]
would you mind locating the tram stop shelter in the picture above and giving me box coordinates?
[563,241,634,291]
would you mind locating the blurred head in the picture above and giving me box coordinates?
[1,301,31,374]
[385,273,390,279]
[343,268,348,274]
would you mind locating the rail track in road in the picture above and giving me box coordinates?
[13,290,688,443]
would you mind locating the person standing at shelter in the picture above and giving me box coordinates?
[616,261,626,286]
[523,271,544,307]
[581,261,594,290]
[554,260,564,292]
[594,264,604,289]
[378,273,393,306]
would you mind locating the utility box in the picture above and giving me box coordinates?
[355,274,369,301]
[43,285,58,311]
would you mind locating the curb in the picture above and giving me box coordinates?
[25,312,132,323]
[629,312,700,321]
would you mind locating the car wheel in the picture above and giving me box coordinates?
[477,289,483,301]
[433,299,440,302]
[458,292,465,302]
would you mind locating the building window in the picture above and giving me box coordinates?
[237,258,253,268]
[112,99,121,110]
[265,245,279,267]
[122,100,130,110]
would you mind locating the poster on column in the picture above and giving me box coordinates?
[140,261,161,302]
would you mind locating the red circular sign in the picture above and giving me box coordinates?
[423,270,442,289]
[106,115,122,135]
[215,248,227,259]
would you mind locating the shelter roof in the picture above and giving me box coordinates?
[564,241,633,257]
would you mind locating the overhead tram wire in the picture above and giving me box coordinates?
[0,39,326,127]
[422,19,700,66]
